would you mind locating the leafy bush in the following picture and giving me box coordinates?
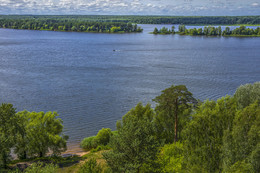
[95,128,112,146]
[90,145,111,153]
[24,162,58,173]
[77,158,102,173]
[81,128,113,151]
[80,136,98,151]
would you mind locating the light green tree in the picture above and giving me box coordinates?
[183,96,237,172]
[156,142,184,173]
[222,101,260,172]
[103,103,160,173]
[234,82,260,109]
[15,111,68,158]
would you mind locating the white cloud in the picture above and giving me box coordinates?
[251,2,259,6]
[0,0,259,15]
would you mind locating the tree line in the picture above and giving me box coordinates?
[1,15,260,25]
[0,18,143,33]
[81,82,259,172]
[1,82,259,172]
[153,25,260,36]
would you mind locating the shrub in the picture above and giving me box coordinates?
[95,128,112,146]
[77,158,102,173]
[90,145,111,153]
[24,162,58,173]
[80,136,98,151]
[81,128,113,151]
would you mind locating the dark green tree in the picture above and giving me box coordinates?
[153,27,158,34]
[153,85,196,143]
[171,25,175,33]
[0,103,17,168]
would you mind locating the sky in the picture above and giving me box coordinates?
[0,0,260,16]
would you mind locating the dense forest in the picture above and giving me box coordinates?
[0,17,143,33]
[1,15,260,33]
[1,82,259,172]
[1,15,260,25]
[152,25,260,36]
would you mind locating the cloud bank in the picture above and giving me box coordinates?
[0,0,259,15]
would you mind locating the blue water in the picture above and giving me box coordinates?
[0,25,259,152]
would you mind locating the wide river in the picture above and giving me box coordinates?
[0,24,260,152]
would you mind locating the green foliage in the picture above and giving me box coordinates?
[14,111,68,158]
[153,84,196,143]
[81,128,113,151]
[176,25,260,36]
[0,103,17,168]
[23,162,58,173]
[234,82,260,109]
[103,103,160,172]
[178,25,186,33]
[77,158,102,173]
[152,26,175,34]
[1,15,260,25]
[183,96,237,172]
[0,16,143,33]
[156,142,184,173]
[90,145,111,153]
[96,128,112,146]
[225,160,254,173]
[1,82,260,172]
[81,136,98,151]
[153,27,158,34]
[222,102,260,172]
[110,26,121,33]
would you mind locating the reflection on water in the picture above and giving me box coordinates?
[0,25,260,152]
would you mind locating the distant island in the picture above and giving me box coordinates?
[0,16,143,33]
[152,25,260,37]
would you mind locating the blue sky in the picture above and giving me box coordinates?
[0,0,260,15]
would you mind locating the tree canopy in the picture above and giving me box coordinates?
[103,103,161,173]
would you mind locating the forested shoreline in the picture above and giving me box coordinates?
[152,25,260,36]
[0,17,143,33]
[1,82,259,172]
[1,15,260,25]
[1,15,260,34]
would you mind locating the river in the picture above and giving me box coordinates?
[0,24,259,152]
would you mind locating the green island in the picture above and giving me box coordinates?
[152,25,260,37]
[1,82,259,173]
[0,16,143,33]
